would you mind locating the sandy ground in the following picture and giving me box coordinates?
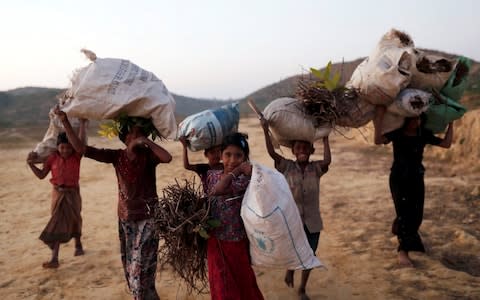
[0,112,479,300]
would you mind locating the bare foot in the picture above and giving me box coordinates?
[284,270,294,288]
[74,247,85,256]
[42,260,59,269]
[298,287,310,300]
[398,250,414,267]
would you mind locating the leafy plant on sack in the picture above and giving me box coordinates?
[297,61,358,127]
[98,112,160,140]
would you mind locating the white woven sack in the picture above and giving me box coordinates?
[176,103,240,151]
[60,51,177,139]
[409,51,457,90]
[262,97,331,147]
[33,106,82,160]
[241,162,324,270]
[347,29,414,105]
[387,89,431,117]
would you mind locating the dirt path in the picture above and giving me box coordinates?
[0,116,479,299]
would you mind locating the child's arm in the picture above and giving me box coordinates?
[320,136,331,169]
[260,116,283,164]
[129,137,172,163]
[436,122,454,149]
[210,162,252,196]
[54,106,86,154]
[373,106,390,145]
[26,152,50,179]
[78,118,88,145]
[179,136,198,172]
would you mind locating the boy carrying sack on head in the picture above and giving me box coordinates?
[260,116,331,300]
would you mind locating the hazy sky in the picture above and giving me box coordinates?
[2,0,479,99]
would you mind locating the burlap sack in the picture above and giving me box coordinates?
[262,97,332,147]
[241,162,324,270]
[60,50,177,139]
[347,29,414,106]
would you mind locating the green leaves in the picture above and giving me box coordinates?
[310,61,341,91]
[206,219,221,228]
[198,228,210,239]
[98,112,160,140]
[194,218,221,240]
[98,120,120,139]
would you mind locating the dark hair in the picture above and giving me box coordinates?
[118,124,148,143]
[117,115,158,143]
[118,125,129,143]
[221,132,249,159]
[204,145,220,156]
[56,132,69,145]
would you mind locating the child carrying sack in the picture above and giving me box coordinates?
[241,162,324,270]
[177,103,240,151]
[60,49,177,139]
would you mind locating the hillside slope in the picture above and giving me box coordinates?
[1,50,478,127]
[0,87,232,128]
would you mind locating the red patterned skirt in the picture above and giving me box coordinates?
[207,237,264,300]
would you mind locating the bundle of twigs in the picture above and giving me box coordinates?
[154,179,218,294]
[296,76,360,128]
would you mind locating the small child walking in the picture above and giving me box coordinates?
[260,117,331,300]
[57,107,172,300]
[178,136,222,194]
[205,132,264,300]
[27,119,88,268]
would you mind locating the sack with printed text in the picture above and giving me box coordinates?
[59,49,177,139]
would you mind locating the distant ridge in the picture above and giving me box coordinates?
[0,87,233,128]
[1,50,478,128]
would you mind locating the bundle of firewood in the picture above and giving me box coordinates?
[154,179,219,294]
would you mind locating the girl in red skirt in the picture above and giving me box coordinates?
[205,132,264,300]
[27,118,88,268]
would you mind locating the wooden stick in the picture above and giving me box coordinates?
[247,98,263,118]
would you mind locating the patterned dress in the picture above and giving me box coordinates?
[205,170,264,300]
[85,146,160,300]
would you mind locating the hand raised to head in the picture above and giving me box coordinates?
[53,105,67,122]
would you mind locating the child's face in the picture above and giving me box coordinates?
[205,146,221,166]
[292,141,314,163]
[221,145,246,173]
[57,143,74,159]
[125,126,146,146]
